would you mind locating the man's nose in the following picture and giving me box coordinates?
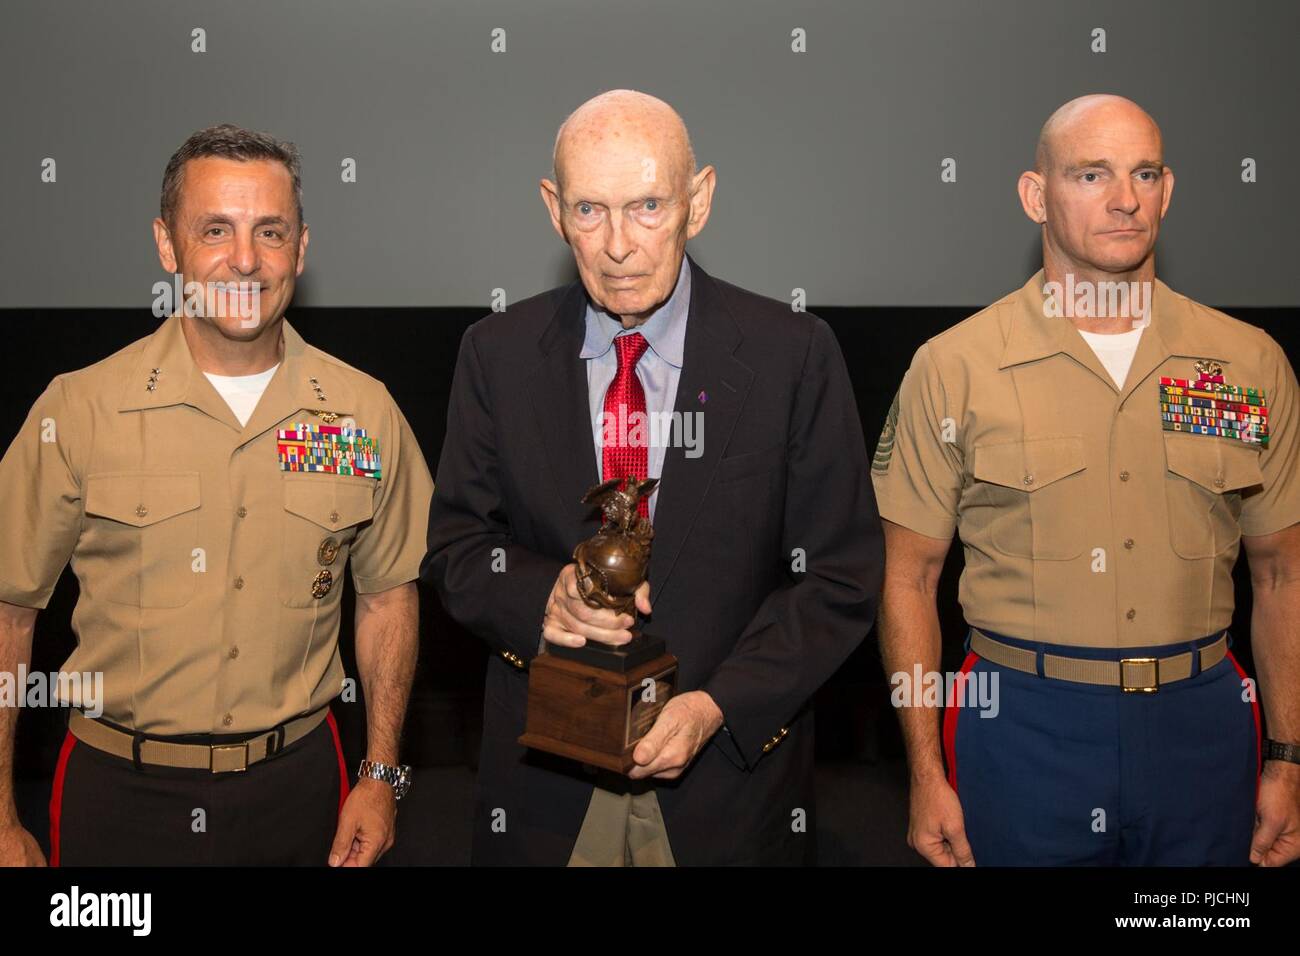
[603,212,634,263]
[1109,177,1140,215]
[227,229,260,276]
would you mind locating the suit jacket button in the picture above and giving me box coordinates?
[763,726,790,753]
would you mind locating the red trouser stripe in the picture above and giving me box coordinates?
[47,731,77,868]
[943,652,979,791]
[326,710,350,816]
[1226,650,1262,801]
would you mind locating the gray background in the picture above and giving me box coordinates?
[1,0,1296,308]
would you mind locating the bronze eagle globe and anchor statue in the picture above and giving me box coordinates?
[518,476,679,773]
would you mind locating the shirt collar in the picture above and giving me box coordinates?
[579,255,691,369]
[999,268,1229,371]
[117,313,356,438]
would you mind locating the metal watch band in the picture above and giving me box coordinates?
[1264,739,1300,766]
[357,759,412,800]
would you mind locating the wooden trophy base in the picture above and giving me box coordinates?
[519,635,677,774]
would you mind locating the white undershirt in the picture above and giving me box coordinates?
[1076,326,1145,389]
[203,363,280,426]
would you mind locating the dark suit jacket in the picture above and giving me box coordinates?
[421,256,884,865]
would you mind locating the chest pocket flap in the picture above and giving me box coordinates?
[283,477,375,531]
[1164,434,1263,494]
[972,436,1085,491]
[81,472,202,608]
[85,472,201,525]
[1163,434,1262,559]
[969,436,1087,560]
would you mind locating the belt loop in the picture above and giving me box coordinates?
[1034,644,1046,679]
[1188,639,1202,678]
[267,724,286,757]
[131,732,146,773]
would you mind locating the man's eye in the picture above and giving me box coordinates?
[644,199,658,212]
[578,203,593,216]
[1082,173,1099,183]
[1138,171,1156,181]
[206,227,225,237]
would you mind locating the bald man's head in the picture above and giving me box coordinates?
[539,89,715,325]
[1019,93,1174,282]
[1035,94,1162,174]
[552,89,697,189]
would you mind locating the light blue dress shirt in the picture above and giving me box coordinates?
[581,255,691,522]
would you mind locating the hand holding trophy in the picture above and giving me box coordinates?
[519,477,678,773]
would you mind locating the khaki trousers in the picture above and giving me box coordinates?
[567,771,676,867]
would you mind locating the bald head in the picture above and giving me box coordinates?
[1035,94,1163,174]
[552,89,696,189]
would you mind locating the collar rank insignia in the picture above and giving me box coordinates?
[1159,359,1268,446]
[277,422,382,478]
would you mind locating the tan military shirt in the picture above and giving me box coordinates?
[871,270,1300,648]
[0,314,434,733]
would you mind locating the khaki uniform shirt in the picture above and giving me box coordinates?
[871,271,1300,648]
[0,314,434,733]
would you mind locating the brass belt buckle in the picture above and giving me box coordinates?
[210,741,250,773]
[1120,656,1159,693]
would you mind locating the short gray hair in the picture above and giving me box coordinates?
[160,124,304,228]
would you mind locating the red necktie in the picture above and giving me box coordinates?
[602,332,650,519]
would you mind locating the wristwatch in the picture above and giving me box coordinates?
[1264,739,1300,767]
[357,759,412,800]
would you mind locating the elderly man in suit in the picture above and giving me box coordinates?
[422,89,883,865]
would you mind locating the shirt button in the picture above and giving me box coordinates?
[329,510,340,524]
[1119,470,1130,481]
[1214,477,1225,489]
[233,576,245,590]
[222,713,233,727]
[1123,538,1135,549]
[1126,608,1136,620]
[229,646,240,660]
[135,504,148,518]
[1022,474,1034,486]
[236,506,248,518]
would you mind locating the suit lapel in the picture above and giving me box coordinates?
[528,281,601,541]
[649,258,754,604]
